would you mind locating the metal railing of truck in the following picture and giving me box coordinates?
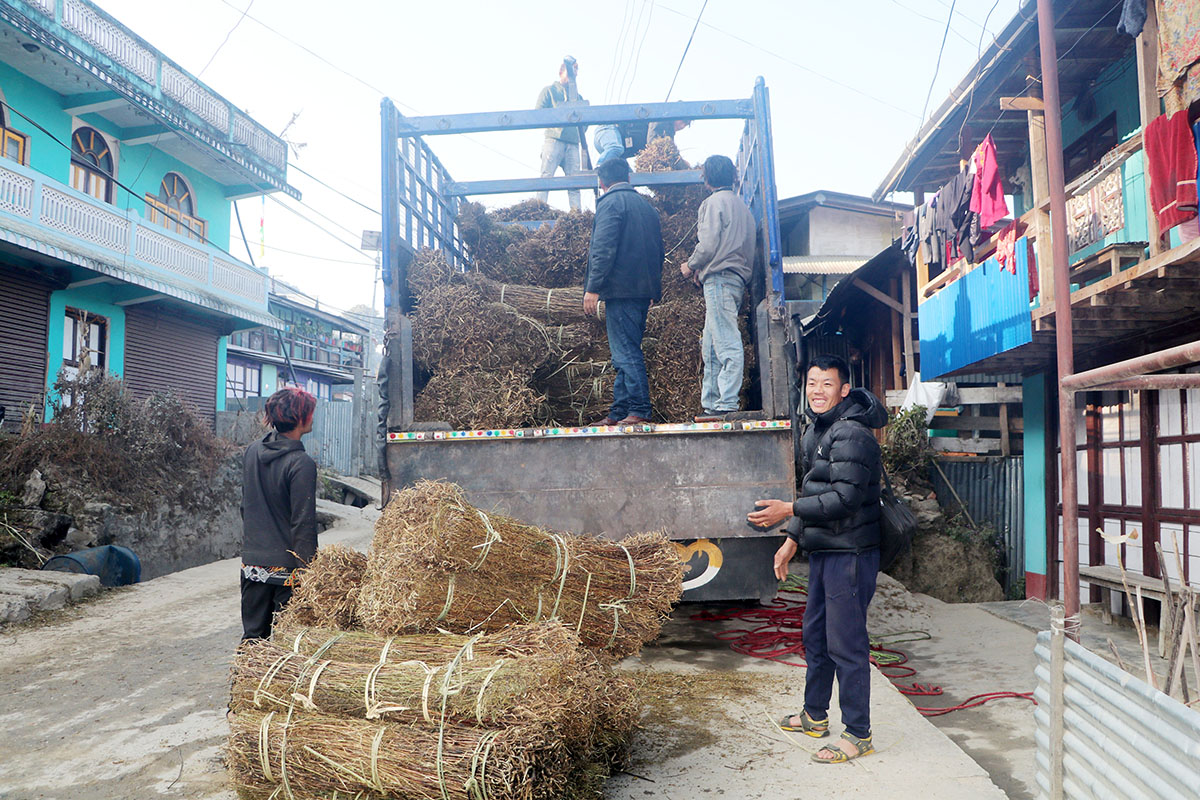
[378,77,783,315]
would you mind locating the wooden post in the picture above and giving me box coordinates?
[1027,98,1054,306]
[890,277,902,390]
[1135,0,1162,256]
[999,381,1011,457]
[902,268,916,382]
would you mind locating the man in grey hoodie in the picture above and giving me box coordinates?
[239,387,318,640]
[681,155,757,421]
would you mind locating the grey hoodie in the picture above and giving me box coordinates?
[241,431,317,569]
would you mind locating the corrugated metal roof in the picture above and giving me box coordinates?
[782,255,871,275]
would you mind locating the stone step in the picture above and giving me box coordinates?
[0,567,102,625]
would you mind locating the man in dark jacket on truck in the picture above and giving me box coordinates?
[583,157,663,425]
[747,354,886,764]
[239,387,318,640]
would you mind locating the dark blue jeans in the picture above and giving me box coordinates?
[605,298,652,420]
[803,548,880,739]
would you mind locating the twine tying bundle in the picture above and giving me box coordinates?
[356,481,683,660]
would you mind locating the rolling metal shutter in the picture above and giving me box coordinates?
[123,305,220,425]
[0,269,51,432]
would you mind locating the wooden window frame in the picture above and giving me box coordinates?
[70,126,115,204]
[145,172,206,242]
[62,307,108,371]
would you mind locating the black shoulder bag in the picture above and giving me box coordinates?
[878,469,917,571]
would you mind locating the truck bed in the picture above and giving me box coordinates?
[386,419,794,603]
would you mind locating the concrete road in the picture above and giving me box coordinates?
[0,505,1011,800]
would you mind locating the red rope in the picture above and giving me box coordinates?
[692,584,1036,717]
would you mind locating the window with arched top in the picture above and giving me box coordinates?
[145,171,207,241]
[0,104,28,165]
[70,126,114,203]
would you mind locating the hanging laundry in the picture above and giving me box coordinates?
[1144,109,1199,233]
[919,194,942,274]
[1117,0,1147,37]
[969,134,1009,230]
[994,220,1022,275]
[1025,237,1039,302]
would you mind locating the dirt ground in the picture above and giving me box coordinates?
[0,507,1035,800]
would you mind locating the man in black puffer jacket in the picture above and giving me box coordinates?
[748,354,887,763]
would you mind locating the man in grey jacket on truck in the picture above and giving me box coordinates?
[239,387,318,640]
[681,155,757,422]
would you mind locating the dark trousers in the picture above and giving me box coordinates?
[803,549,879,739]
[240,575,293,640]
[604,298,652,420]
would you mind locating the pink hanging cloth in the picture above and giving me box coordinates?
[970,134,1010,230]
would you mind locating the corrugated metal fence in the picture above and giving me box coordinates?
[225,397,355,475]
[930,456,1023,595]
[1034,631,1200,799]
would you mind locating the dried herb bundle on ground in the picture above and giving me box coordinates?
[504,209,594,287]
[273,544,366,631]
[412,285,553,373]
[357,481,683,659]
[227,708,570,800]
[413,367,545,431]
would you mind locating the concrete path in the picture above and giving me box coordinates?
[0,505,1009,800]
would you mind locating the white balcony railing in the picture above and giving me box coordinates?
[0,159,268,311]
[28,0,290,184]
[62,0,157,83]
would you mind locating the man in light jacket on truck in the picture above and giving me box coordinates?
[680,155,757,422]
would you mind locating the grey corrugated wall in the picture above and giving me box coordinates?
[930,456,1024,595]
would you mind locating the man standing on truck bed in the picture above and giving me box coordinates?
[747,354,886,764]
[681,155,756,422]
[535,58,585,211]
[583,157,663,425]
[239,387,318,640]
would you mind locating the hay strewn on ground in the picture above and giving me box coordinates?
[274,544,366,631]
[357,481,683,659]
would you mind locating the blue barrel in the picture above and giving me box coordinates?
[42,545,141,587]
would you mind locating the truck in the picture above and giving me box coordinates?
[377,78,798,604]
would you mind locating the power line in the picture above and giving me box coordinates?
[919,0,959,126]
[655,2,919,119]
[890,0,978,47]
[665,0,708,101]
[623,0,657,103]
[957,0,1004,142]
[605,0,636,103]
[211,0,539,173]
[289,162,381,216]
[262,192,374,262]
[198,0,255,78]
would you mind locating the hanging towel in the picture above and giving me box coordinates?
[969,134,1009,230]
[1144,110,1199,233]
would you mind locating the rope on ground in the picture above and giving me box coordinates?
[691,579,1035,717]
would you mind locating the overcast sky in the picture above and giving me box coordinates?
[93,0,1022,315]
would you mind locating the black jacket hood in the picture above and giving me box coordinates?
[808,387,888,430]
[257,431,305,463]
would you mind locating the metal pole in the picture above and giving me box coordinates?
[1037,0,1079,626]
[1060,339,1200,392]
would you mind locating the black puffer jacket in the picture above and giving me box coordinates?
[585,183,663,301]
[786,388,888,553]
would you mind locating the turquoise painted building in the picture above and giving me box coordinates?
[0,0,297,430]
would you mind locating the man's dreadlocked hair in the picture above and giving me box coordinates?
[263,387,317,433]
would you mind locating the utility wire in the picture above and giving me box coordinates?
[211,0,538,173]
[956,0,1004,142]
[919,0,958,126]
[665,0,708,101]
[618,0,654,104]
[604,0,635,103]
[198,0,255,78]
[624,0,657,103]
[289,162,381,216]
[655,2,918,118]
[263,193,375,262]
